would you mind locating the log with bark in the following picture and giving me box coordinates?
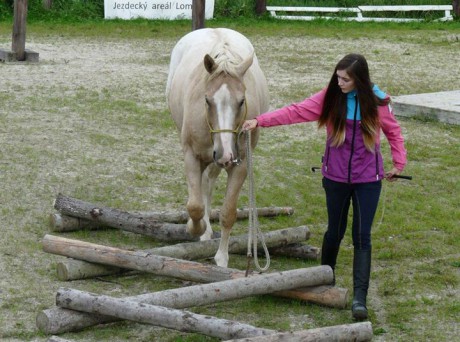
[223,322,373,342]
[46,267,331,335]
[55,288,276,340]
[53,193,195,241]
[50,206,294,232]
[49,226,310,280]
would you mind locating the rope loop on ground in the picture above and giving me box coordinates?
[244,130,270,274]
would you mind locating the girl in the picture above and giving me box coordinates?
[242,53,407,320]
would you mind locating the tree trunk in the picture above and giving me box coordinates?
[51,226,310,280]
[50,206,294,232]
[223,322,373,342]
[192,0,205,30]
[40,266,333,335]
[53,193,197,241]
[56,288,275,340]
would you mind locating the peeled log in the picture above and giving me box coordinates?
[38,285,347,334]
[49,267,331,335]
[224,322,373,341]
[56,288,275,340]
[52,226,310,280]
[50,206,294,232]
[42,234,244,283]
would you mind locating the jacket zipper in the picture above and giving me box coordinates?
[375,153,379,180]
[347,96,358,184]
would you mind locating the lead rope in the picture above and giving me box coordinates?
[244,130,270,276]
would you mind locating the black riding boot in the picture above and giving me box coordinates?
[320,236,340,286]
[352,249,372,320]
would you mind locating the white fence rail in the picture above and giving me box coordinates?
[266,5,454,22]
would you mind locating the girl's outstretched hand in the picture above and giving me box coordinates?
[242,119,258,131]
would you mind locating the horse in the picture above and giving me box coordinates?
[166,28,269,268]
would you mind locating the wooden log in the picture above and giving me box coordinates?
[54,241,319,281]
[265,243,320,260]
[57,288,275,340]
[42,234,245,283]
[53,193,196,241]
[50,206,294,232]
[223,322,373,342]
[49,226,310,280]
[274,285,349,309]
[41,266,332,335]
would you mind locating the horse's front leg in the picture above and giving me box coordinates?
[214,164,248,268]
[183,149,207,237]
[200,163,222,240]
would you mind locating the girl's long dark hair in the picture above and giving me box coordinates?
[318,53,388,151]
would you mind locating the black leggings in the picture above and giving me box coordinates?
[322,177,382,251]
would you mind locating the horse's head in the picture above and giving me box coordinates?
[203,52,254,169]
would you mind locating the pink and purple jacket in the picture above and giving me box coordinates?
[256,86,407,184]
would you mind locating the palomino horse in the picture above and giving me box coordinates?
[166,28,269,267]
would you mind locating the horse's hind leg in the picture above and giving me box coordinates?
[200,164,221,240]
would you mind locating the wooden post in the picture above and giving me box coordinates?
[38,266,334,334]
[12,0,27,61]
[255,0,266,16]
[223,322,373,341]
[453,0,460,17]
[56,288,276,340]
[192,0,205,30]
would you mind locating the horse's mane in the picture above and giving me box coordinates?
[206,41,244,81]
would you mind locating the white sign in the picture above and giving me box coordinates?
[104,0,215,20]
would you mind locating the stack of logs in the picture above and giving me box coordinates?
[38,193,373,341]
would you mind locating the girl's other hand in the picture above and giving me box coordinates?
[385,167,402,182]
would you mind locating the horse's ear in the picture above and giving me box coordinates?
[236,52,254,78]
[204,54,217,74]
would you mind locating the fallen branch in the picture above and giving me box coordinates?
[50,206,294,232]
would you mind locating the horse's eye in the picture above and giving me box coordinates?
[205,96,210,105]
[239,99,245,107]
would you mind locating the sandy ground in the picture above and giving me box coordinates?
[0,27,459,341]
